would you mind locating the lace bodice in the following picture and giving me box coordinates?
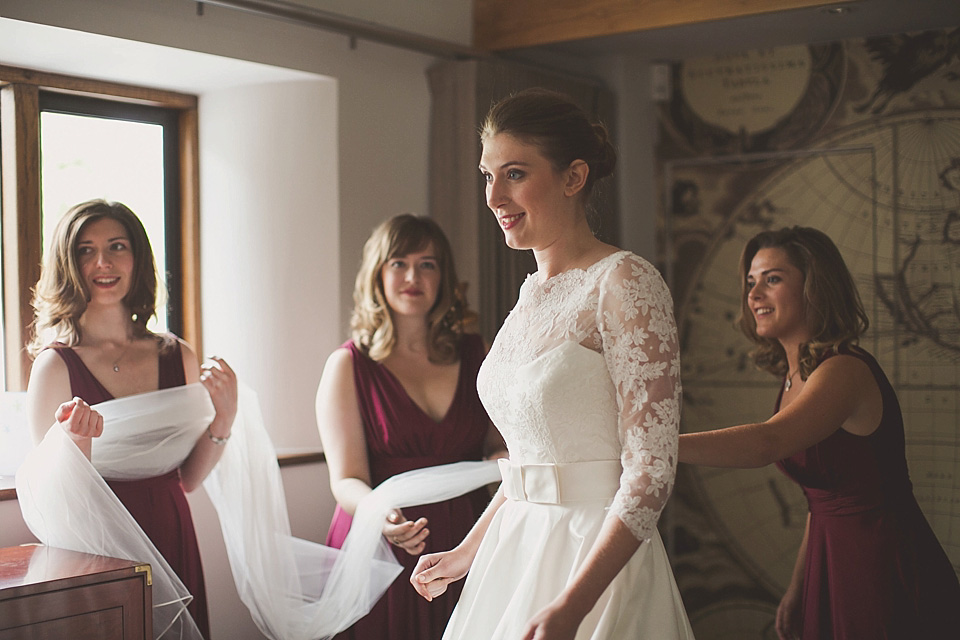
[477,251,681,541]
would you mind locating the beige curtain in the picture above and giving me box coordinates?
[428,59,618,343]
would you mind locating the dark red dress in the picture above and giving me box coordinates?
[775,345,960,639]
[325,334,492,640]
[53,342,211,639]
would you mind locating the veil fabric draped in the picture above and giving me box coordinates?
[16,382,501,640]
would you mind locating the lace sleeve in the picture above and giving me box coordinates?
[596,253,681,541]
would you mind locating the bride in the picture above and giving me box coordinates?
[411,88,695,640]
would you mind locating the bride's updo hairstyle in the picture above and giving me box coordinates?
[351,213,467,365]
[480,88,617,200]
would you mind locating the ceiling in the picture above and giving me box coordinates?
[0,18,323,95]
[3,2,958,86]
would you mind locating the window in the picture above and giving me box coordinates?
[0,66,202,392]
[39,92,181,336]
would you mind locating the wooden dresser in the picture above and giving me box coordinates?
[0,545,152,640]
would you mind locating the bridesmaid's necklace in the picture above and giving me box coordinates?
[111,341,131,373]
[784,369,799,391]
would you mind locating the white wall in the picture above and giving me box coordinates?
[198,80,339,450]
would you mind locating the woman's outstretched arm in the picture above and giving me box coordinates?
[679,354,882,469]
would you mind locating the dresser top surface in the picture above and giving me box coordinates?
[0,545,146,593]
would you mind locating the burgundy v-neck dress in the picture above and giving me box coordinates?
[53,342,211,639]
[775,345,959,639]
[325,334,492,640]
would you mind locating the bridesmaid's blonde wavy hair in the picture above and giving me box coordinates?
[737,226,869,382]
[28,200,164,357]
[351,214,468,364]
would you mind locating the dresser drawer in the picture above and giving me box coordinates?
[0,545,151,640]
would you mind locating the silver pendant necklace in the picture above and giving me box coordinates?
[112,342,131,372]
[785,369,798,391]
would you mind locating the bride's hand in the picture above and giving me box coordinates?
[410,546,474,601]
[521,598,585,640]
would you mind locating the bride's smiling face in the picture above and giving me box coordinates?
[479,133,576,251]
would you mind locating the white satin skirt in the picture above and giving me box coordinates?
[442,460,695,640]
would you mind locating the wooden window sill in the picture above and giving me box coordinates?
[0,450,325,502]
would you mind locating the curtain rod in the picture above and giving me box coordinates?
[193,0,488,60]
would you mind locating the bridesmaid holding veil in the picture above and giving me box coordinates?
[315,213,505,640]
[25,199,237,639]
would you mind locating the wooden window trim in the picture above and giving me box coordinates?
[0,65,197,109]
[0,65,202,390]
[0,82,41,391]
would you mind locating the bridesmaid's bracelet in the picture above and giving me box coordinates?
[206,426,230,445]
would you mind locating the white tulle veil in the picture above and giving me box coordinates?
[16,382,500,639]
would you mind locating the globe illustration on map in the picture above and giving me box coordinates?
[677,110,960,595]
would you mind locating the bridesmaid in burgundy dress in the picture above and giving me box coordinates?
[25,200,238,639]
[679,226,959,640]
[316,214,505,640]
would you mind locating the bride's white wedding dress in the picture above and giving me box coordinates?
[443,250,694,639]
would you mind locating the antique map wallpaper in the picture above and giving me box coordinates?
[658,27,960,638]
